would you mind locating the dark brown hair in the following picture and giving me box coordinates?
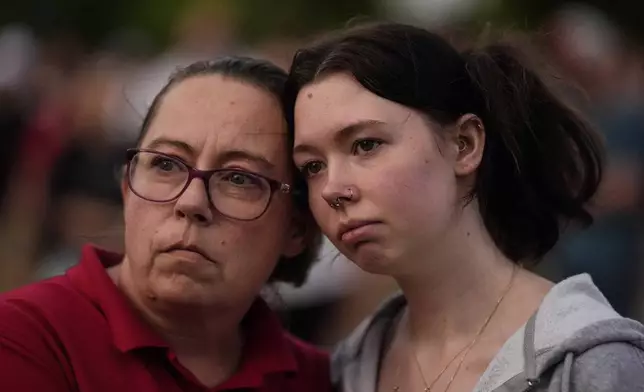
[284,22,604,263]
[135,56,322,286]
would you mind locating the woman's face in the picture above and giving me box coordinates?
[121,74,305,308]
[293,73,477,276]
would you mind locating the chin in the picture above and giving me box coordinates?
[150,276,220,306]
[354,260,397,276]
[345,245,396,275]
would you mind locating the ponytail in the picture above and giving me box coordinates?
[463,44,604,261]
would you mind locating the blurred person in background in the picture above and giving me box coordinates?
[0,57,331,392]
[124,0,242,141]
[0,24,36,206]
[544,4,644,317]
[287,21,644,392]
[0,29,81,291]
[0,45,129,284]
[34,55,133,278]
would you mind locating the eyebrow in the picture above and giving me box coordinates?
[293,119,386,155]
[216,149,276,172]
[144,137,196,156]
[144,138,275,171]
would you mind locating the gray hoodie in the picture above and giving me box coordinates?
[331,274,644,391]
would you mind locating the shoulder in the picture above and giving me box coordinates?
[0,276,91,351]
[0,278,83,390]
[570,341,644,391]
[0,277,75,329]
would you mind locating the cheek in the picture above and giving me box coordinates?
[123,198,166,258]
[374,157,456,223]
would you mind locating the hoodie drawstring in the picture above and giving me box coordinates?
[560,352,574,392]
[523,313,540,389]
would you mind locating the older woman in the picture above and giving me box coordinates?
[0,56,331,392]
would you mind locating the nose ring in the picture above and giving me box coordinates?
[330,188,353,209]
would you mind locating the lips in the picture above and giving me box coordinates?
[337,220,381,245]
[163,243,213,263]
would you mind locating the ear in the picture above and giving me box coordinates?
[281,210,311,258]
[452,114,485,177]
[120,166,130,202]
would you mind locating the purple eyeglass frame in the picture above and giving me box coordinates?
[125,148,292,221]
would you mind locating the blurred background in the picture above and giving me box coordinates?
[0,0,641,348]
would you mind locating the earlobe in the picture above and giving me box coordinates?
[454,114,485,177]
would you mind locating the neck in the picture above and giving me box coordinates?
[395,205,520,343]
[141,301,244,358]
[109,262,246,384]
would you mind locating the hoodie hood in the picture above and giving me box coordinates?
[331,274,644,392]
[474,273,644,391]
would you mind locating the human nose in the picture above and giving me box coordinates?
[320,165,359,210]
[173,176,214,225]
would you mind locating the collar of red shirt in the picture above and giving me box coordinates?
[66,244,298,387]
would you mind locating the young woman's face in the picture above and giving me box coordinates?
[121,74,305,307]
[293,73,470,275]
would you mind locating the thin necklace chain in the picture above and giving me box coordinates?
[392,265,518,392]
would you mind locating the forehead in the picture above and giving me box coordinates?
[293,73,414,142]
[143,74,288,166]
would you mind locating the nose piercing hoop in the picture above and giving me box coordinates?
[330,188,353,209]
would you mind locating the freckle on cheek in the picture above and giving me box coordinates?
[220,240,227,246]
[307,93,313,99]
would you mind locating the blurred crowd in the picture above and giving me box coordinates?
[0,1,641,346]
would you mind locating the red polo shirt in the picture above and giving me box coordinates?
[0,245,332,392]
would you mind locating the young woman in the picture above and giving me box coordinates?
[286,22,644,392]
[0,57,331,392]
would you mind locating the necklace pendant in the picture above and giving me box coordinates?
[392,387,400,392]
[424,388,430,392]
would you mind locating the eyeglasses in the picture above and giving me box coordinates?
[125,149,292,221]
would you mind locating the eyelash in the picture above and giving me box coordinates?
[351,138,384,155]
[298,138,384,179]
[298,161,324,178]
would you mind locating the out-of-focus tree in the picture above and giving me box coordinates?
[0,0,185,50]
[235,0,378,44]
[0,0,379,51]
[478,0,644,45]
